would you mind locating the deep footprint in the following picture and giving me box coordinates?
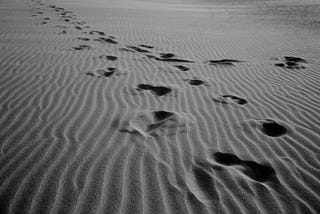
[153,110,174,122]
[206,59,243,66]
[95,37,118,44]
[274,56,307,69]
[139,44,154,49]
[127,45,150,53]
[146,55,194,63]
[186,79,204,86]
[136,84,172,96]
[260,119,287,137]
[213,152,276,182]
[174,65,190,71]
[213,152,242,166]
[160,53,175,59]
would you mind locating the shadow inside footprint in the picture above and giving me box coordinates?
[206,59,242,66]
[260,119,287,137]
[136,84,172,96]
[213,152,242,165]
[213,152,276,182]
[241,161,276,183]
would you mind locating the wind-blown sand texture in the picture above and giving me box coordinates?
[1,0,320,213]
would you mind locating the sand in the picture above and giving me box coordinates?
[0,0,320,213]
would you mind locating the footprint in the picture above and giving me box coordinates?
[72,44,94,50]
[205,59,242,66]
[258,119,287,137]
[122,110,192,136]
[146,55,194,63]
[86,69,115,78]
[74,26,82,30]
[94,37,118,44]
[89,30,106,36]
[274,56,307,69]
[213,152,276,182]
[77,37,90,41]
[174,65,190,71]
[185,79,204,86]
[212,95,247,105]
[139,44,154,49]
[153,110,175,122]
[136,84,172,96]
[98,55,117,61]
[127,45,151,53]
[160,53,175,59]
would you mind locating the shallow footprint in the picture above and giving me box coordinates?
[123,110,192,136]
[89,30,106,36]
[98,55,117,61]
[212,95,247,105]
[86,69,115,78]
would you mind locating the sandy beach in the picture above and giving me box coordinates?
[0,0,320,213]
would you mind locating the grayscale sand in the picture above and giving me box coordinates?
[0,0,320,213]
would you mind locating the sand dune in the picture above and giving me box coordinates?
[1,0,320,213]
